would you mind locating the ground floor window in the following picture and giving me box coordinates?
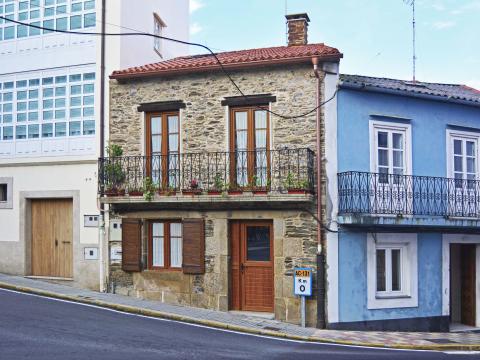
[367,233,418,309]
[0,177,13,209]
[149,221,182,270]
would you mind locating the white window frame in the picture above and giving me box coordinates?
[367,233,418,309]
[153,13,166,57]
[446,129,480,180]
[369,120,412,176]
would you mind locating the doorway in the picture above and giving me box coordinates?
[31,199,73,278]
[450,244,476,327]
[230,221,274,312]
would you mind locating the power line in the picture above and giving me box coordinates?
[0,15,338,120]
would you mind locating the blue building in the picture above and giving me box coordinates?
[325,75,480,331]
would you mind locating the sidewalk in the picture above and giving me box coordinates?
[0,273,479,351]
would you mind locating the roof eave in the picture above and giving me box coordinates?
[110,53,343,80]
[339,81,480,109]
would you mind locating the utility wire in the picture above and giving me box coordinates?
[0,15,338,120]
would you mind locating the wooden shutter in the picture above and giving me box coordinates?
[122,218,142,272]
[182,219,205,274]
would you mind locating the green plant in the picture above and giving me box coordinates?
[106,143,123,157]
[213,173,224,190]
[249,175,258,188]
[142,177,157,201]
[283,172,296,189]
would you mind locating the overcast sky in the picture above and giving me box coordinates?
[189,0,480,89]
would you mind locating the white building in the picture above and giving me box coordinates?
[0,0,189,289]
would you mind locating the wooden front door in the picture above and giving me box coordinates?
[31,199,73,278]
[461,244,476,326]
[230,221,274,312]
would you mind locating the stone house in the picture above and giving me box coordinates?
[101,14,342,326]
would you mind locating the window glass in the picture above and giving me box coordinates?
[83,73,95,81]
[70,15,82,29]
[42,77,53,85]
[83,84,94,93]
[70,85,81,95]
[16,125,27,139]
[17,113,27,122]
[56,5,67,14]
[69,121,81,136]
[28,101,38,110]
[55,109,65,119]
[84,0,95,10]
[42,123,53,137]
[152,223,164,267]
[43,19,54,33]
[43,110,53,120]
[55,122,66,137]
[246,226,270,261]
[18,12,28,21]
[70,108,81,118]
[17,25,28,38]
[28,112,38,121]
[83,95,94,105]
[56,17,68,31]
[30,10,40,19]
[55,76,67,84]
[19,1,29,10]
[83,107,93,117]
[55,86,66,96]
[170,223,182,268]
[70,96,81,106]
[71,2,82,12]
[3,126,13,140]
[84,12,95,28]
[4,26,15,40]
[43,88,54,97]
[376,249,386,292]
[44,7,54,17]
[83,120,95,135]
[28,124,39,138]
[391,249,401,291]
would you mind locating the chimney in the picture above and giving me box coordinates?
[285,13,310,46]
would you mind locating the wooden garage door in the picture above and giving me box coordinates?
[230,221,274,312]
[31,199,73,278]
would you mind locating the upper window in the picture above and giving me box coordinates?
[229,106,270,188]
[153,14,166,56]
[145,111,180,188]
[447,130,479,187]
[370,121,411,180]
[148,221,182,270]
[367,233,418,309]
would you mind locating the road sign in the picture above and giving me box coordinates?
[294,267,312,296]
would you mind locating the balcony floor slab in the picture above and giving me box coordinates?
[101,193,315,211]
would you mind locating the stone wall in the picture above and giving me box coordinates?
[110,209,318,326]
[109,64,320,155]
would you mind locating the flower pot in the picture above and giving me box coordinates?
[228,190,243,195]
[208,190,222,195]
[287,189,307,194]
[104,189,118,197]
[182,189,202,195]
[128,190,143,196]
[253,190,268,195]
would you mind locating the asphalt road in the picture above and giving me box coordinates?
[0,289,477,360]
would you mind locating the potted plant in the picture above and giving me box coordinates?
[288,178,310,194]
[104,144,125,196]
[183,178,202,195]
[127,184,143,196]
[142,177,157,201]
[253,177,270,195]
[228,183,243,195]
[208,174,224,195]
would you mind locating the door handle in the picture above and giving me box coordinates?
[240,263,245,273]
[62,241,71,244]
[55,239,58,247]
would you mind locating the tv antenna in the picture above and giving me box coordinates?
[404,0,416,82]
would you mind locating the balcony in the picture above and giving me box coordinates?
[98,148,315,211]
[338,171,480,230]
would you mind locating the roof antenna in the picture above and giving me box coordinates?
[403,0,416,83]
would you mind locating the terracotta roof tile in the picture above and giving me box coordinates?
[111,43,342,79]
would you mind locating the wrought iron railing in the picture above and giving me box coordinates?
[338,171,480,218]
[98,148,315,196]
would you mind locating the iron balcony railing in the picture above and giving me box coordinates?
[338,171,480,218]
[98,148,315,196]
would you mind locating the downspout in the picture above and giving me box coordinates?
[98,0,107,293]
[312,57,326,328]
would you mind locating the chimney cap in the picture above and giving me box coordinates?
[285,13,310,22]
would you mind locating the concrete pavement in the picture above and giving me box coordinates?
[0,273,479,352]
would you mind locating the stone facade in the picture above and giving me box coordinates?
[107,62,329,327]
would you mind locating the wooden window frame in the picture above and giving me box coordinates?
[145,111,180,190]
[147,220,182,271]
[229,106,271,189]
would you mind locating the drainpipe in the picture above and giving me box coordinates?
[312,57,326,329]
[98,0,107,293]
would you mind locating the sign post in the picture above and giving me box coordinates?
[294,267,312,327]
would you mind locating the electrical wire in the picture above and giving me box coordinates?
[0,15,339,120]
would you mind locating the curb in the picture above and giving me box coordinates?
[1,281,480,352]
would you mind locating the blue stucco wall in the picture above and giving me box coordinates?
[338,231,443,322]
[337,89,480,176]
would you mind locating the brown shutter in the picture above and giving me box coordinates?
[121,218,142,272]
[182,218,205,274]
